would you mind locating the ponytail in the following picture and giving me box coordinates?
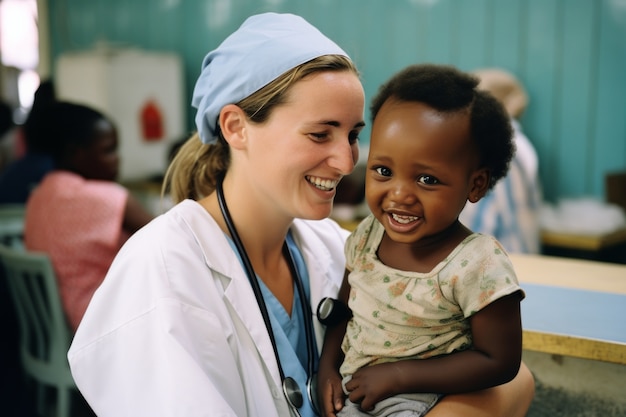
[162,133,230,203]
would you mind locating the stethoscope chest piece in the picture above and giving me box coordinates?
[283,377,304,409]
[317,297,352,326]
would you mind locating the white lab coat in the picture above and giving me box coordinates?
[68,199,348,417]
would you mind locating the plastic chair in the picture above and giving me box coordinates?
[0,244,76,417]
[0,204,26,250]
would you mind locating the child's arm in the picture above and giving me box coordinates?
[343,291,523,412]
[317,270,352,417]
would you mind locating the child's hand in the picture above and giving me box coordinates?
[344,363,399,411]
[317,367,345,417]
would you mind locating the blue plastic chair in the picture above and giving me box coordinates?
[0,244,76,417]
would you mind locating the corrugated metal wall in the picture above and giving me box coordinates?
[46,0,626,202]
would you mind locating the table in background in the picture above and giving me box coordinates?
[510,253,626,365]
[541,227,626,265]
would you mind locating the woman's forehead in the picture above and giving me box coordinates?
[282,71,364,117]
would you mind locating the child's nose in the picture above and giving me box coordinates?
[390,181,418,205]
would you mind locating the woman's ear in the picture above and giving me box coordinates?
[219,104,247,150]
[468,168,491,203]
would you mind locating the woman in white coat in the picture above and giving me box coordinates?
[68,12,535,417]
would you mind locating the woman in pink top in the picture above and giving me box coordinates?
[24,101,154,332]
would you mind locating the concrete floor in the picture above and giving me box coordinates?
[523,350,626,416]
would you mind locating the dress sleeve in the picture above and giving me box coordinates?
[451,235,524,317]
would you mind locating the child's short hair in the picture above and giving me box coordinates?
[370,63,514,189]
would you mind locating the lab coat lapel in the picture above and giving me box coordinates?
[182,201,283,387]
[290,220,342,353]
[223,267,283,387]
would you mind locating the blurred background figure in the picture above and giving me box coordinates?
[0,100,18,173]
[24,101,154,332]
[459,68,543,254]
[332,160,367,224]
[0,80,57,204]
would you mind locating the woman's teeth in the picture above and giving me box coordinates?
[307,176,337,191]
[391,213,419,224]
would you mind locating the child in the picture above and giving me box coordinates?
[24,101,154,332]
[318,64,525,417]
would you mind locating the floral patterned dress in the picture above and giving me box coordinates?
[340,214,523,378]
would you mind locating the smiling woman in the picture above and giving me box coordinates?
[67,13,366,417]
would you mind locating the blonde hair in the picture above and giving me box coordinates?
[472,68,528,119]
[163,54,358,203]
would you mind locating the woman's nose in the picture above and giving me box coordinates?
[329,139,357,175]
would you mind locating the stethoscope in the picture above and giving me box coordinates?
[216,177,320,417]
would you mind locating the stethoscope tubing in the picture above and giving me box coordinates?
[216,177,316,415]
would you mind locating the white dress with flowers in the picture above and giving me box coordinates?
[340,214,523,378]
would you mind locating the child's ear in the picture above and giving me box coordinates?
[468,168,490,203]
[219,104,247,150]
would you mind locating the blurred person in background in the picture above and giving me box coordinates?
[0,80,57,204]
[459,68,542,254]
[0,100,18,174]
[24,101,154,332]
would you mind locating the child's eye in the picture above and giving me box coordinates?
[375,166,392,177]
[417,174,439,185]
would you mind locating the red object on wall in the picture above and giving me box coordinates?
[140,100,164,141]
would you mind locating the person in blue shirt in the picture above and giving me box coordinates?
[459,68,543,253]
[0,80,56,204]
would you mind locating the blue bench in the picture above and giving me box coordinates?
[510,253,626,365]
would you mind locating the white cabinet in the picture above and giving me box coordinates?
[55,47,186,181]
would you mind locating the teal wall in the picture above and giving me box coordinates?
[46,0,626,202]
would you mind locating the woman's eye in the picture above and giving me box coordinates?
[418,175,439,185]
[375,167,392,177]
[348,131,360,145]
[310,132,328,141]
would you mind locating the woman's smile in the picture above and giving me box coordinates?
[306,175,339,191]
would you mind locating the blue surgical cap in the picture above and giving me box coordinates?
[192,12,349,144]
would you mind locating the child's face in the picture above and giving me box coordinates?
[366,99,488,245]
[72,119,120,182]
